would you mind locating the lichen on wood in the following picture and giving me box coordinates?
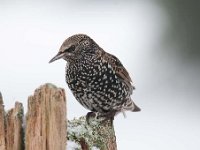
[68,116,117,150]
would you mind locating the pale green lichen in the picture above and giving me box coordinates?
[67,116,115,150]
[17,106,24,121]
[44,83,58,89]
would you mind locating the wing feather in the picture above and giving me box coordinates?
[101,51,135,94]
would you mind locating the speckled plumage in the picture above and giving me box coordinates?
[49,34,140,119]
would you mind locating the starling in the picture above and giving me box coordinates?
[49,34,140,121]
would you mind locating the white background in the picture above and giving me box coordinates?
[0,0,200,149]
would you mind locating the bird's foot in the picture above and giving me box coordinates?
[96,111,117,126]
[86,111,116,125]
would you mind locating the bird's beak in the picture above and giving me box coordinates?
[49,52,64,63]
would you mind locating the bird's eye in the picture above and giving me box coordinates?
[64,45,75,53]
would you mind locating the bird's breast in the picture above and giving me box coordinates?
[65,58,128,101]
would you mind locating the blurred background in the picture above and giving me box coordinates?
[0,0,199,149]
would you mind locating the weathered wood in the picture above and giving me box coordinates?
[25,83,67,150]
[5,102,24,150]
[1,83,118,150]
[0,92,6,150]
[68,116,117,150]
[0,94,24,150]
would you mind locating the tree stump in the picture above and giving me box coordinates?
[25,83,67,150]
[0,83,117,150]
[0,92,24,150]
[5,102,24,150]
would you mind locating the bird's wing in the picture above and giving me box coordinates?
[101,51,135,93]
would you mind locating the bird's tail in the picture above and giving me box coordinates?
[123,98,141,112]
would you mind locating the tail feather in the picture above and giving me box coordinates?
[132,103,141,112]
[123,99,141,112]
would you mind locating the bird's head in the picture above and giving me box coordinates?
[49,34,97,63]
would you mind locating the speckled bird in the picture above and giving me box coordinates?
[49,34,140,120]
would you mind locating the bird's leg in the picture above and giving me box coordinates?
[86,111,116,125]
[97,110,117,125]
[86,111,96,124]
